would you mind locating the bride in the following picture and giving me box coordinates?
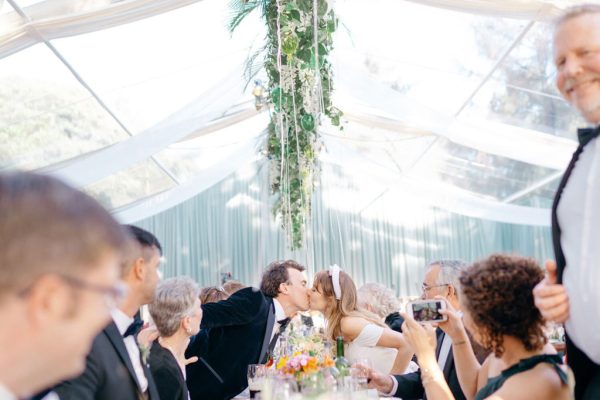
[309,265,413,374]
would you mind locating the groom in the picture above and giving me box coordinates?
[186,260,310,400]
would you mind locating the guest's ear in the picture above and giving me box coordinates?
[132,257,145,280]
[26,274,74,327]
[279,282,289,295]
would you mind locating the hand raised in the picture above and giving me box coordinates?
[533,260,570,323]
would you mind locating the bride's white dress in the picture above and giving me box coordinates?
[344,324,398,374]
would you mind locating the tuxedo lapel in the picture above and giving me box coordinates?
[104,322,144,391]
[552,143,585,284]
[434,328,444,358]
[258,299,275,363]
[442,343,455,379]
[141,359,159,400]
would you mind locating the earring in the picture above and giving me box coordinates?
[186,327,192,335]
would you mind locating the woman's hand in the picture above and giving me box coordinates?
[435,297,468,342]
[401,313,437,364]
[137,326,159,349]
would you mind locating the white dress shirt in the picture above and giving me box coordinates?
[0,383,16,400]
[270,298,287,341]
[111,309,149,392]
[558,135,600,364]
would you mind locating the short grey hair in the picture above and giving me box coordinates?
[555,4,600,28]
[429,259,469,293]
[149,277,200,337]
[357,283,401,319]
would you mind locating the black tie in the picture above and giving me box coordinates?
[577,126,600,147]
[267,318,291,355]
[123,317,144,338]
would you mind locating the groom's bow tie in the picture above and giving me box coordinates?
[123,317,144,338]
[277,317,290,331]
[577,126,600,147]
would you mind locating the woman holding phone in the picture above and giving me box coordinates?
[402,254,570,400]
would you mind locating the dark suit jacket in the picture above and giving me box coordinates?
[53,321,160,400]
[385,312,404,333]
[551,136,600,400]
[394,330,488,400]
[186,287,273,400]
[149,342,187,400]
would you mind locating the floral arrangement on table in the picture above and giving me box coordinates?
[275,351,335,376]
[286,327,327,355]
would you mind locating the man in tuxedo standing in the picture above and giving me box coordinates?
[53,225,163,400]
[533,5,600,399]
[0,172,128,400]
[366,260,486,400]
[186,260,310,400]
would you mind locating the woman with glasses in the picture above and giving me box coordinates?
[148,277,203,400]
[402,254,570,400]
[309,265,413,374]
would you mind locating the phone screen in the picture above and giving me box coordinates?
[411,300,444,322]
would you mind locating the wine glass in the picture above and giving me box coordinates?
[351,358,372,390]
[247,364,266,399]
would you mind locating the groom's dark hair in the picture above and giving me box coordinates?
[260,260,305,298]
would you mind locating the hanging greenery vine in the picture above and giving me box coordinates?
[228,0,341,249]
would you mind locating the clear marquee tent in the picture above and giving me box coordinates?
[1,0,594,295]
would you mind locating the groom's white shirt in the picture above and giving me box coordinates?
[270,298,286,341]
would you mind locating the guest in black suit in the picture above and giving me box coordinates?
[186,260,310,400]
[0,172,128,399]
[533,6,600,400]
[364,260,487,399]
[53,225,162,400]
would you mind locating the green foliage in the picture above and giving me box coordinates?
[229,0,341,249]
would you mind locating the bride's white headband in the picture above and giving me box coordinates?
[328,264,342,300]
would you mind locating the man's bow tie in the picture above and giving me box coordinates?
[123,317,144,338]
[577,126,600,147]
[278,317,290,331]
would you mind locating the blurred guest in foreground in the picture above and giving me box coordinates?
[0,172,127,399]
[533,5,600,399]
[53,225,163,400]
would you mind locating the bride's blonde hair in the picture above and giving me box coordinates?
[313,269,385,342]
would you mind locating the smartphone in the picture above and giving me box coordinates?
[407,299,447,323]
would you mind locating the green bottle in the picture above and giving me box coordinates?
[335,336,350,377]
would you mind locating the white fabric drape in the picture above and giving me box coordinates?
[44,66,254,188]
[333,61,577,170]
[321,134,552,226]
[0,0,202,58]
[402,0,597,20]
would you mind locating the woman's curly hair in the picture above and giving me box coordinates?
[459,254,546,357]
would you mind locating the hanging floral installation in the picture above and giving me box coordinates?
[229,0,342,249]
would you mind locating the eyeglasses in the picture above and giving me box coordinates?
[421,283,449,293]
[59,275,127,310]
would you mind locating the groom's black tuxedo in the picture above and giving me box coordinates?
[53,321,160,400]
[186,287,275,400]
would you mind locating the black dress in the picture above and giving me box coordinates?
[475,354,568,400]
[149,341,189,400]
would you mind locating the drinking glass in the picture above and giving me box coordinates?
[351,358,372,390]
[247,364,266,399]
